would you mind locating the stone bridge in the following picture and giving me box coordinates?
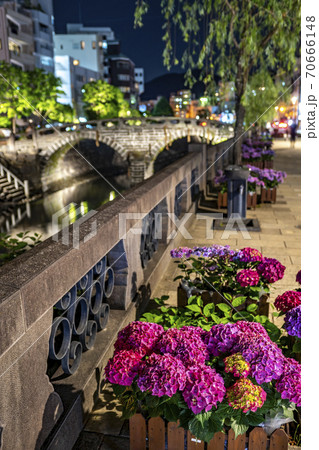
[2,117,233,189]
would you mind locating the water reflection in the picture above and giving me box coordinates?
[2,176,125,240]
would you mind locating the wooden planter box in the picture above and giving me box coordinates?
[260,187,277,204]
[218,192,257,210]
[177,284,269,316]
[262,160,274,169]
[247,192,257,209]
[130,414,289,450]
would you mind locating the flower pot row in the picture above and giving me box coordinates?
[217,189,276,209]
[130,414,289,450]
[242,160,274,169]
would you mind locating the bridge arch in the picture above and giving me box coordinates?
[40,136,128,192]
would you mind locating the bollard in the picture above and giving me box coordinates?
[225,165,249,218]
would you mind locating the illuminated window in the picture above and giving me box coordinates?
[98,41,103,48]
[119,86,130,93]
[92,41,96,49]
[73,59,80,66]
[80,40,85,49]
[0,39,2,50]
[8,40,21,56]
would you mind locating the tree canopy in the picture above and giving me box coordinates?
[0,63,74,131]
[135,0,301,162]
[151,96,174,116]
[82,80,135,120]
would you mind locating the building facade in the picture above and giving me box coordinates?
[0,1,35,70]
[54,54,100,118]
[54,32,105,77]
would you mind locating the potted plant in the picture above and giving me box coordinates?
[104,321,300,446]
[241,144,263,168]
[261,148,275,169]
[170,245,286,317]
[214,170,261,209]
[247,166,287,203]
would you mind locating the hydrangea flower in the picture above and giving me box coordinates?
[224,353,251,378]
[274,290,301,313]
[155,326,209,367]
[276,358,301,406]
[170,247,193,258]
[104,350,142,386]
[137,353,186,397]
[233,247,264,263]
[296,270,301,285]
[182,365,226,414]
[226,378,266,413]
[207,323,239,356]
[236,269,260,287]
[238,336,285,384]
[284,305,301,338]
[256,257,286,283]
[114,321,164,356]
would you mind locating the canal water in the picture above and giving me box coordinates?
[6,176,126,241]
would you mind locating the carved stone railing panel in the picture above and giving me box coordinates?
[140,206,160,269]
[48,252,117,375]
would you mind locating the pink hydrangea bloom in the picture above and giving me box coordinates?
[137,353,186,397]
[114,321,164,356]
[183,365,226,414]
[104,350,142,386]
[274,290,301,313]
[226,378,266,413]
[236,269,260,287]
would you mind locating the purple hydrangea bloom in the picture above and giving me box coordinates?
[236,269,260,287]
[284,305,301,338]
[170,247,193,258]
[207,323,239,356]
[257,257,286,283]
[104,350,142,386]
[155,326,209,367]
[276,357,301,406]
[114,321,164,356]
[137,353,186,397]
[183,365,226,414]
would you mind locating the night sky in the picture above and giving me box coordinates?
[53,0,185,82]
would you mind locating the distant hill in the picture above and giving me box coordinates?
[141,72,208,100]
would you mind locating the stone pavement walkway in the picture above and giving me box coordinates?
[73,139,301,450]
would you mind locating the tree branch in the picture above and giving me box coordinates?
[225,0,240,49]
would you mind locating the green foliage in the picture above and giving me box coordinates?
[0,63,74,129]
[151,97,174,116]
[243,71,286,127]
[0,231,42,266]
[82,80,133,119]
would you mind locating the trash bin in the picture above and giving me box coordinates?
[225,165,250,218]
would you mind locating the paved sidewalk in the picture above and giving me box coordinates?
[73,139,301,449]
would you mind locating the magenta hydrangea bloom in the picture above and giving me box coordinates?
[137,353,186,397]
[276,358,301,406]
[296,270,301,285]
[233,247,264,263]
[256,257,286,283]
[224,353,251,378]
[274,290,301,313]
[226,378,266,413]
[114,321,164,356]
[235,321,270,340]
[236,269,260,287]
[182,365,226,414]
[284,305,301,338]
[155,326,209,367]
[104,350,142,386]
